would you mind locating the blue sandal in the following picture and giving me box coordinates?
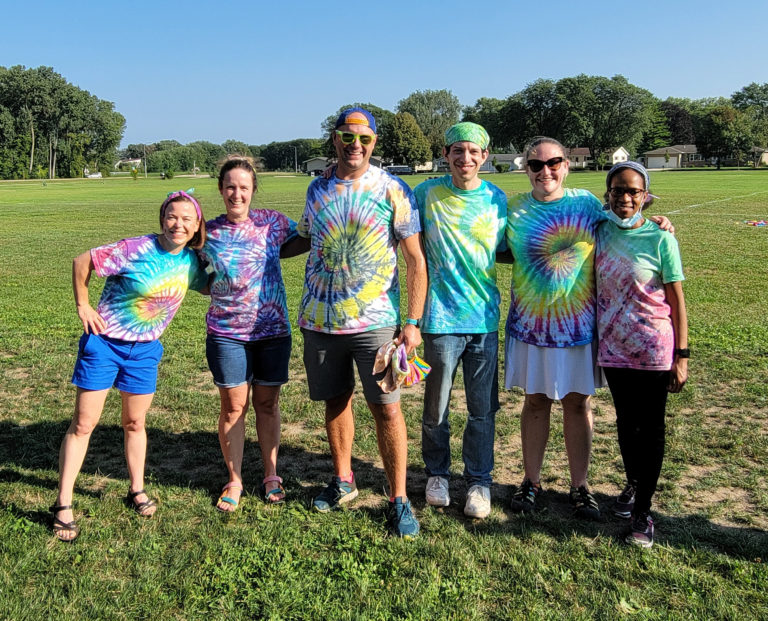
[216,482,243,513]
[260,476,285,504]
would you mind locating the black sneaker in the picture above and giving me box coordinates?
[510,479,542,513]
[569,485,601,520]
[626,512,654,548]
[312,476,358,513]
[613,483,636,519]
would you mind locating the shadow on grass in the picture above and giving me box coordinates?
[1,420,765,561]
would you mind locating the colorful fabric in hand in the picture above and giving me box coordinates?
[91,234,208,342]
[596,219,684,370]
[298,166,421,334]
[201,210,297,341]
[373,340,431,392]
[403,354,431,387]
[505,189,607,348]
[414,175,507,334]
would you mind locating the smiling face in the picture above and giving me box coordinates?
[220,167,254,223]
[333,113,377,180]
[525,141,569,202]
[160,199,200,253]
[445,141,489,190]
[607,168,647,226]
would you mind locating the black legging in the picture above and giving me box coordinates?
[603,367,669,515]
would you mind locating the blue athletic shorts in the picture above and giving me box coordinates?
[205,333,292,388]
[71,333,164,394]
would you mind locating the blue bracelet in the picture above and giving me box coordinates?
[405,318,419,326]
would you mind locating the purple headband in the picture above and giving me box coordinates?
[161,190,202,220]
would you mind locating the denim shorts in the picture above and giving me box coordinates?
[206,333,291,388]
[301,326,399,405]
[71,332,164,395]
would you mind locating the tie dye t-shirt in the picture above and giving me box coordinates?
[201,210,298,341]
[596,219,684,370]
[414,175,507,333]
[505,188,606,348]
[298,166,421,334]
[91,235,207,342]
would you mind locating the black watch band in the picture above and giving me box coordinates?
[674,348,690,358]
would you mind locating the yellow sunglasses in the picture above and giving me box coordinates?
[336,130,375,146]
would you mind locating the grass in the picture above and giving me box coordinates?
[1,170,767,619]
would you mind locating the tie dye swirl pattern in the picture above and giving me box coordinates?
[505,189,607,348]
[201,210,298,341]
[91,235,207,342]
[414,175,507,333]
[298,166,420,334]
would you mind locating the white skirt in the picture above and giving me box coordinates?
[504,338,606,400]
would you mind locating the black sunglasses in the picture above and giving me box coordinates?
[609,187,645,197]
[527,157,565,172]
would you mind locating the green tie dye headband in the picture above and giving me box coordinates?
[444,122,490,150]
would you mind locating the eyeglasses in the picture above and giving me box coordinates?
[609,187,645,197]
[336,130,375,146]
[527,157,564,172]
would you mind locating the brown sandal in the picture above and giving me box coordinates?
[50,504,80,542]
[126,489,157,517]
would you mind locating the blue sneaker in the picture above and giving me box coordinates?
[313,476,358,513]
[386,497,420,538]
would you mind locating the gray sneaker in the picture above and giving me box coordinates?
[464,485,491,519]
[425,476,450,507]
[313,476,358,513]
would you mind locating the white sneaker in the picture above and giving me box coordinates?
[425,476,450,507]
[464,485,491,519]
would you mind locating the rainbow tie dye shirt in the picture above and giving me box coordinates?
[91,235,207,342]
[505,188,606,348]
[596,219,684,370]
[201,210,298,341]
[298,166,421,334]
[414,175,507,333]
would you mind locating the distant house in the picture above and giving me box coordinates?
[434,153,522,173]
[750,146,768,167]
[566,148,591,168]
[303,157,330,175]
[607,146,630,166]
[643,145,704,169]
[566,147,629,169]
[114,158,142,170]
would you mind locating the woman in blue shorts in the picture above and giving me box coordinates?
[51,191,208,541]
[200,155,307,511]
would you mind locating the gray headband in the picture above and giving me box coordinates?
[606,161,650,191]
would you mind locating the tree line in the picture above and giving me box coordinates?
[2,66,766,180]
[0,66,125,179]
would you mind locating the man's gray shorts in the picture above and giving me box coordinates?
[301,326,401,405]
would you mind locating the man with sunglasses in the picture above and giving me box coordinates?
[297,107,427,538]
[413,122,507,519]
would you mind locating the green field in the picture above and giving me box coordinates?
[1,170,767,619]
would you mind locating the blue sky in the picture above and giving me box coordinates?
[3,1,766,148]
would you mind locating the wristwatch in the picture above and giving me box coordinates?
[674,348,690,358]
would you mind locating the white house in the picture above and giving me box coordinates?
[566,147,629,169]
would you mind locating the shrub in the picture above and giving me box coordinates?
[165,169,175,179]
